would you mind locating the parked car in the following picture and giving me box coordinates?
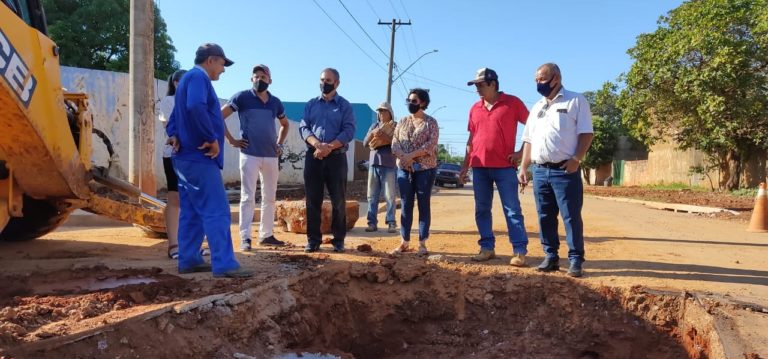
[435,163,464,188]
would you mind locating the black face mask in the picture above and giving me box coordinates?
[537,79,555,97]
[254,80,269,93]
[321,82,335,95]
[408,103,421,114]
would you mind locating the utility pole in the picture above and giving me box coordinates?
[128,0,156,195]
[378,18,411,104]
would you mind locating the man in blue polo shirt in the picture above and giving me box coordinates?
[221,64,290,251]
[166,43,251,278]
[299,68,356,253]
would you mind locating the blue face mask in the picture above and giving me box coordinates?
[537,79,555,97]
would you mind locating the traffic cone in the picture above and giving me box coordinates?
[747,182,768,232]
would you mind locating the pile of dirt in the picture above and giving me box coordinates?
[5,259,720,359]
[584,186,756,223]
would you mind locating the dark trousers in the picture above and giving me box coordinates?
[304,151,348,246]
[397,168,436,242]
[532,165,585,264]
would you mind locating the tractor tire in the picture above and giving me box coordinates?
[0,196,74,241]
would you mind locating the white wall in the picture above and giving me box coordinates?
[59,67,358,190]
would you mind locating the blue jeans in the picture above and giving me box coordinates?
[366,165,397,227]
[472,167,528,254]
[174,159,240,275]
[532,165,585,264]
[397,168,436,242]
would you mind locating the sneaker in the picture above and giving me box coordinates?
[304,243,320,253]
[387,223,397,233]
[213,267,253,278]
[240,238,252,252]
[258,235,286,246]
[417,241,428,256]
[509,253,526,267]
[364,225,377,232]
[567,262,584,278]
[471,249,496,262]
[332,244,345,253]
[536,257,560,272]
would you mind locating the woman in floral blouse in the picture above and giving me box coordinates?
[391,88,439,255]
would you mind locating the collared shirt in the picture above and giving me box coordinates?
[467,92,529,168]
[299,94,356,150]
[165,66,226,168]
[392,114,439,170]
[364,120,397,168]
[227,89,285,158]
[521,88,593,164]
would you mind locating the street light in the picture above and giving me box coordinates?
[387,49,438,103]
[430,105,446,116]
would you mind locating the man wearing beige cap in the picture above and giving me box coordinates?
[363,101,398,233]
[220,64,290,251]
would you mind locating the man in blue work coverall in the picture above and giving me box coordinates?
[166,43,252,278]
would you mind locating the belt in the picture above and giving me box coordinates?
[535,160,567,169]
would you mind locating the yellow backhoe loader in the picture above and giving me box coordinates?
[0,0,166,240]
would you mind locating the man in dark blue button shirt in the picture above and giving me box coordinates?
[166,43,251,278]
[299,68,356,253]
[221,64,290,251]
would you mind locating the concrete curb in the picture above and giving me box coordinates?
[589,195,741,215]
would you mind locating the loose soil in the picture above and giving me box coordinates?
[1,183,767,358]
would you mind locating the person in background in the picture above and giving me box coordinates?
[459,67,529,266]
[220,64,290,251]
[391,88,439,256]
[157,69,186,259]
[518,63,594,278]
[166,43,251,278]
[299,68,356,253]
[363,101,398,234]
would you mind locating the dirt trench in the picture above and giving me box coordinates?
[1,256,730,359]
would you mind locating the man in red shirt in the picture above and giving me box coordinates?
[459,68,529,266]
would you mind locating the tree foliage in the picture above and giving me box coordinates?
[618,0,768,189]
[43,0,179,79]
[582,82,622,170]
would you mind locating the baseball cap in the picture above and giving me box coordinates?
[252,64,271,77]
[195,43,234,67]
[467,67,498,86]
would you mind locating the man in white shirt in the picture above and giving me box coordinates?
[518,63,594,278]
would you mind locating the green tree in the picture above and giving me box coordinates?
[43,0,180,80]
[618,0,768,190]
[582,82,622,184]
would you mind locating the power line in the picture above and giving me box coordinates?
[401,73,475,94]
[312,0,387,73]
[337,0,389,58]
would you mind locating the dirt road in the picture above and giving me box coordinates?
[1,185,766,358]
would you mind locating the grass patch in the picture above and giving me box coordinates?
[731,188,758,198]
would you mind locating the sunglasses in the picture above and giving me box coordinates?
[537,103,551,118]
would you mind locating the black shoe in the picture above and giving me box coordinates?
[213,267,253,278]
[240,238,252,252]
[259,235,286,246]
[567,262,584,278]
[536,257,560,272]
[304,243,320,253]
[332,244,345,253]
[179,263,212,274]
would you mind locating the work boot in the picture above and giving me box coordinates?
[304,243,320,253]
[471,249,495,262]
[509,253,526,267]
[365,225,377,232]
[178,263,212,274]
[213,267,254,278]
[536,257,560,272]
[258,235,286,246]
[387,223,397,233]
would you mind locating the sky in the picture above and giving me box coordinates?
[155,0,683,155]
